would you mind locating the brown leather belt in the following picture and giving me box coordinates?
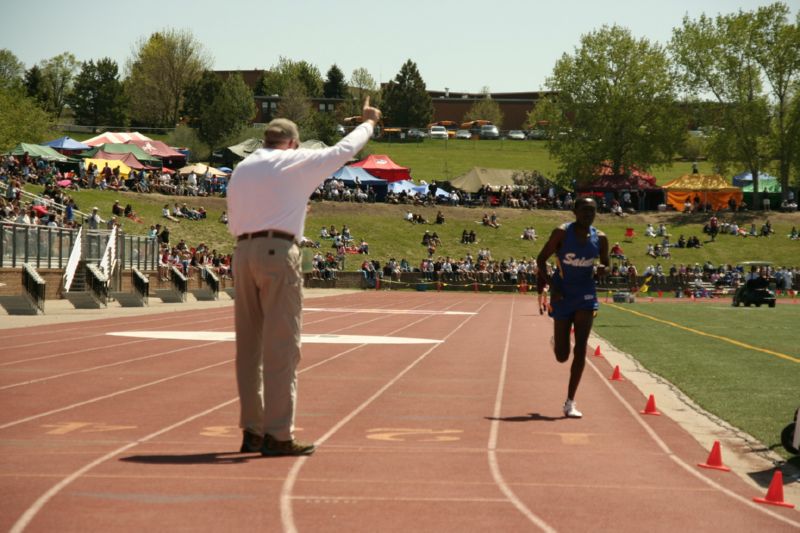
[237,229,295,242]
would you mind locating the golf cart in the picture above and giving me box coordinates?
[732,261,776,308]
[782,407,800,455]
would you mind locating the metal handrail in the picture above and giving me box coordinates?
[202,266,220,299]
[85,264,108,306]
[169,266,188,301]
[22,263,46,313]
[132,268,149,305]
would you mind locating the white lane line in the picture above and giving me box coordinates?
[586,359,800,528]
[7,297,471,531]
[9,398,239,533]
[0,328,235,391]
[487,297,557,533]
[305,307,475,316]
[280,299,484,533]
[107,331,441,345]
[0,356,231,431]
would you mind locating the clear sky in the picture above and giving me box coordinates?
[2,0,796,93]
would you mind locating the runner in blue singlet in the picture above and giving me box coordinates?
[536,197,609,418]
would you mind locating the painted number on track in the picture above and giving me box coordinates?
[366,428,463,442]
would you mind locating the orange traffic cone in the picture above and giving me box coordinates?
[609,365,624,381]
[641,394,661,415]
[753,470,795,508]
[698,441,730,471]
[593,345,603,357]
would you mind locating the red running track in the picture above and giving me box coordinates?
[0,292,797,532]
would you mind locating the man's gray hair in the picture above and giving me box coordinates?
[264,118,300,147]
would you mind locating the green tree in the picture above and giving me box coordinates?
[67,58,126,130]
[198,73,255,149]
[347,67,378,116]
[276,78,312,125]
[125,28,211,127]
[381,59,433,128]
[0,49,25,92]
[323,64,347,99]
[749,3,800,199]
[24,65,46,105]
[304,110,338,146]
[182,70,223,127]
[0,88,52,150]
[255,58,323,98]
[670,5,797,205]
[39,52,78,119]
[536,25,684,185]
[464,90,504,128]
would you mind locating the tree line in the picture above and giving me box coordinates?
[0,3,798,202]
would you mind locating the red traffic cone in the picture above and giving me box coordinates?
[609,365,624,381]
[641,394,661,415]
[593,345,603,357]
[753,470,795,508]
[698,441,730,471]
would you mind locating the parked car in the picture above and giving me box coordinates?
[428,126,449,139]
[407,128,427,139]
[335,124,346,136]
[526,129,548,140]
[479,124,500,140]
[507,130,526,140]
[455,129,472,140]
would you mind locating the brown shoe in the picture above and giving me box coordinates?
[240,430,264,453]
[261,434,316,456]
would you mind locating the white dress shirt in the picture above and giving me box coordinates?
[227,122,374,238]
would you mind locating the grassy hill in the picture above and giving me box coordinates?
[28,184,799,270]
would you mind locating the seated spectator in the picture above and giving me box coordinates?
[163,203,180,222]
[435,210,445,224]
[219,211,228,224]
[320,226,330,239]
[677,234,686,248]
[358,239,369,254]
[521,227,537,240]
[461,229,470,244]
[412,213,427,224]
[112,200,124,217]
[646,244,656,258]
[789,226,798,240]
[610,199,624,216]
[469,230,476,243]
[124,203,143,223]
[644,224,656,237]
[405,211,414,223]
[328,224,339,237]
[611,242,626,260]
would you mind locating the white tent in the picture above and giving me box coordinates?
[83,131,153,147]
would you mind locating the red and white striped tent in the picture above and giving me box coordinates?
[83,131,152,147]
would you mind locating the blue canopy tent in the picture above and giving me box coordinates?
[328,166,388,201]
[42,136,90,152]
[388,180,449,199]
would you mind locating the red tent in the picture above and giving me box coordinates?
[594,163,657,186]
[348,154,410,182]
[125,139,186,161]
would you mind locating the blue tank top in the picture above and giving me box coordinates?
[552,222,600,296]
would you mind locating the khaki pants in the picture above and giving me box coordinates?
[233,237,303,441]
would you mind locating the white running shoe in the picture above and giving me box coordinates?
[563,399,583,418]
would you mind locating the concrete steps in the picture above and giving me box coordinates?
[0,295,40,315]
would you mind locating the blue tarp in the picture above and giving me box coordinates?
[42,136,90,151]
[328,166,388,200]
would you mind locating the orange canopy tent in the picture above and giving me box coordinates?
[661,174,743,211]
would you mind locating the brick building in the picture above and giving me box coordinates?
[216,70,552,130]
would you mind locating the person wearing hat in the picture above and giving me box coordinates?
[87,207,103,230]
[227,97,381,456]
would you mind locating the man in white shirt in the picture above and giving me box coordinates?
[227,97,381,456]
